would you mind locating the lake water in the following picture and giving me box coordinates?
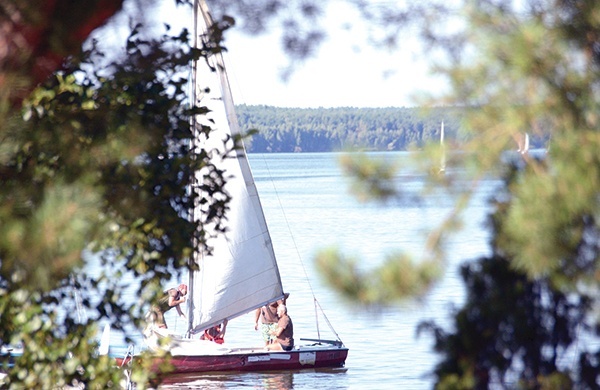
[112,152,499,389]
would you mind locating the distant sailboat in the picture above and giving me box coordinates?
[99,324,111,356]
[516,132,530,155]
[439,121,446,174]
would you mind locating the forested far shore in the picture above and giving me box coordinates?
[236,104,463,153]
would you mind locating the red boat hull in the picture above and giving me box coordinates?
[116,346,348,374]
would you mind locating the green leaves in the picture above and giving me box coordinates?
[315,247,442,306]
[1,182,101,291]
[338,153,399,202]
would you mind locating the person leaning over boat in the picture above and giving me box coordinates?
[148,283,188,329]
[254,292,289,345]
[200,319,228,344]
[265,304,294,351]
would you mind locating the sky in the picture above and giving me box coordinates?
[97,1,444,109]
[220,3,442,108]
[222,7,442,108]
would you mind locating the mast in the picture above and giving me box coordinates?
[187,0,201,336]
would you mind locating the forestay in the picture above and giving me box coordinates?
[188,0,285,335]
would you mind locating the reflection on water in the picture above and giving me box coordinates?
[158,369,348,389]
[260,371,294,389]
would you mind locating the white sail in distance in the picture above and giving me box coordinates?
[440,121,446,173]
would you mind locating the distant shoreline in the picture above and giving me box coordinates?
[237,104,460,153]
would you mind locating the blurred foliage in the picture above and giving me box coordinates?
[419,161,600,388]
[315,248,442,306]
[338,153,399,202]
[439,0,600,290]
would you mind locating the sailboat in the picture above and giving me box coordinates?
[115,0,348,374]
[516,132,530,155]
[439,121,446,174]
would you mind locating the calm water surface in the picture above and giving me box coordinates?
[112,152,499,389]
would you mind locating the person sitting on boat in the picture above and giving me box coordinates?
[200,319,228,344]
[254,292,289,345]
[265,304,294,351]
[148,283,188,329]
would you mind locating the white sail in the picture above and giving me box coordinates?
[189,0,285,334]
[516,132,530,154]
[440,121,446,173]
[521,133,530,154]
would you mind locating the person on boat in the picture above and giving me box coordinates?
[148,283,188,329]
[265,304,294,351]
[254,292,289,345]
[200,319,228,344]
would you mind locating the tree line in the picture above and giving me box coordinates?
[236,104,463,153]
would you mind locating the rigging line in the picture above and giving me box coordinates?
[314,298,344,342]
[570,321,582,371]
[221,49,246,107]
[255,154,344,341]
[314,297,321,341]
[70,275,86,323]
[256,154,316,300]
